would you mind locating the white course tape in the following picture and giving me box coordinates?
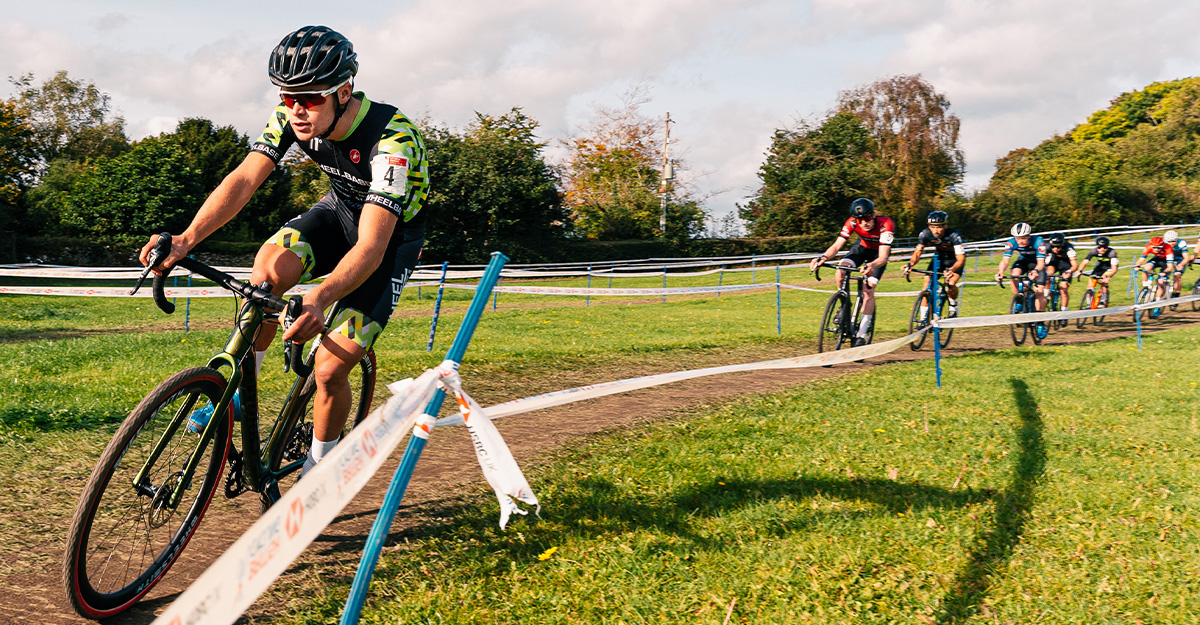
[149,368,443,625]
[434,330,928,427]
[443,369,539,528]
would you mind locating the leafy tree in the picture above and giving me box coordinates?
[0,100,36,231]
[740,112,885,238]
[561,87,704,241]
[10,71,128,168]
[143,118,293,240]
[836,74,965,234]
[60,140,204,237]
[422,108,566,263]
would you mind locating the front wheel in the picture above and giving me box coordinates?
[909,291,931,350]
[1076,289,1094,329]
[817,293,850,354]
[63,367,232,619]
[1009,294,1027,346]
[1134,287,1151,322]
[935,295,954,350]
[261,349,377,511]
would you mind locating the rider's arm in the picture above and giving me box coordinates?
[283,203,400,342]
[869,243,892,274]
[812,237,848,268]
[948,251,966,273]
[140,152,276,269]
[905,244,924,272]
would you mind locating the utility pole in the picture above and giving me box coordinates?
[658,112,675,234]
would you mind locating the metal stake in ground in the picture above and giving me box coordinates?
[426,261,449,352]
[932,256,943,388]
[342,251,509,625]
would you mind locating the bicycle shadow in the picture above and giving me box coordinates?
[933,377,1046,623]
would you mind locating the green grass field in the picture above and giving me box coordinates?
[285,325,1200,625]
[0,250,1196,622]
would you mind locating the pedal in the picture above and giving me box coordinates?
[224,447,248,498]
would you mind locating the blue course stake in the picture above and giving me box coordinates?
[932,256,942,388]
[662,268,667,303]
[342,252,509,625]
[586,265,592,307]
[426,261,449,352]
[751,254,756,284]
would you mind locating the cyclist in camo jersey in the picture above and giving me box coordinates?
[140,25,428,474]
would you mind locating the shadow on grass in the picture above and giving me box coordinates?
[934,377,1046,624]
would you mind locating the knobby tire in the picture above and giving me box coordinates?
[63,367,232,619]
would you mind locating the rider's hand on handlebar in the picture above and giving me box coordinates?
[281,299,327,344]
[139,233,191,276]
[808,256,826,272]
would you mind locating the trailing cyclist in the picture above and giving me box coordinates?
[1044,232,1078,312]
[1133,235,1176,302]
[1073,235,1120,304]
[902,210,966,318]
[139,25,429,477]
[808,198,895,347]
[1164,230,1192,298]
[994,222,1049,339]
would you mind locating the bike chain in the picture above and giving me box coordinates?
[224,446,248,498]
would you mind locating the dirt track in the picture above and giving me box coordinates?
[5,310,1197,625]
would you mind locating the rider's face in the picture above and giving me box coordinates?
[929,224,946,236]
[281,83,348,141]
[1016,235,1030,246]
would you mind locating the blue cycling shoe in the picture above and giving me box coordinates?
[1035,324,1048,340]
[187,390,241,433]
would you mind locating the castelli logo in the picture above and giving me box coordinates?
[285,498,304,539]
[349,149,361,163]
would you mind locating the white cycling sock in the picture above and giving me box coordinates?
[302,435,341,477]
[255,349,267,376]
[857,314,873,338]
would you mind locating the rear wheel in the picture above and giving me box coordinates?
[1009,295,1027,346]
[63,367,232,619]
[1191,280,1200,311]
[935,294,954,350]
[261,349,377,512]
[909,291,931,350]
[1076,289,1094,329]
[817,293,850,353]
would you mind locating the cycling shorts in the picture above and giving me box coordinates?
[266,199,424,350]
[1088,267,1113,280]
[925,256,964,276]
[843,244,887,284]
[1010,257,1047,285]
[1046,257,1074,281]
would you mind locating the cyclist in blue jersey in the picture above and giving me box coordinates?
[140,26,429,475]
[994,222,1048,338]
[1164,230,1192,298]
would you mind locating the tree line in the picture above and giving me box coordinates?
[741,75,1200,243]
[4,71,1197,266]
[0,73,705,264]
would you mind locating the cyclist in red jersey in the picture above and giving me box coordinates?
[808,198,895,346]
[1134,235,1176,302]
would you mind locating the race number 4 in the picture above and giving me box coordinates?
[371,154,409,196]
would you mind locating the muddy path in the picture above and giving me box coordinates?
[5,311,1196,625]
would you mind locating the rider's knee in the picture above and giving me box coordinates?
[251,244,303,291]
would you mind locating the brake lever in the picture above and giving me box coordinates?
[282,295,313,378]
[130,232,172,296]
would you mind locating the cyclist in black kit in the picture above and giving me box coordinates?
[140,25,428,474]
[902,210,967,316]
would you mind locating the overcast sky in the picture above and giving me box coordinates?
[4,0,1200,225]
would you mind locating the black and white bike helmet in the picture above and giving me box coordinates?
[1010,222,1032,237]
[926,210,949,225]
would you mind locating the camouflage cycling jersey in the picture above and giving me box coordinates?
[252,93,428,242]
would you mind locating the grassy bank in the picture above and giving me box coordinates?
[283,325,1200,624]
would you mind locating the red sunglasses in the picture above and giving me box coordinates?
[279,81,347,109]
